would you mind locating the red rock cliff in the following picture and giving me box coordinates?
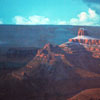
[69,28,100,45]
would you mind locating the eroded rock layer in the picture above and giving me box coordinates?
[69,28,100,45]
[0,28,100,100]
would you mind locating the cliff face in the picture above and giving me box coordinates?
[63,28,100,58]
[0,28,100,100]
[69,38,100,45]
[36,43,66,65]
[8,42,100,100]
[69,28,100,45]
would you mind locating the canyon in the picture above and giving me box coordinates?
[0,28,100,100]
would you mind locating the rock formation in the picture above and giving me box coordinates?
[0,28,100,100]
[69,28,100,45]
[61,28,100,58]
[68,88,100,100]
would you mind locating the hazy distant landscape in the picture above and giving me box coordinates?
[0,25,100,48]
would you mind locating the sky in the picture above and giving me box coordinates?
[0,0,100,26]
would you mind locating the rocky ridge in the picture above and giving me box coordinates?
[0,28,100,100]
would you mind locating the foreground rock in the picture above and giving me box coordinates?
[8,43,100,100]
[68,88,100,100]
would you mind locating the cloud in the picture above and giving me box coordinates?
[83,0,100,14]
[14,15,50,25]
[56,8,100,26]
[57,8,100,26]
[0,20,3,24]
[69,8,100,26]
[14,9,100,26]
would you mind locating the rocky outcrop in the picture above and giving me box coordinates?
[68,88,100,100]
[36,43,66,65]
[0,28,100,100]
[69,28,100,45]
[69,38,100,45]
[15,29,100,100]
[7,42,100,100]
[65,28,100,58]
[78,28,88,36]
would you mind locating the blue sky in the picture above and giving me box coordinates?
[0,0,100,25]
